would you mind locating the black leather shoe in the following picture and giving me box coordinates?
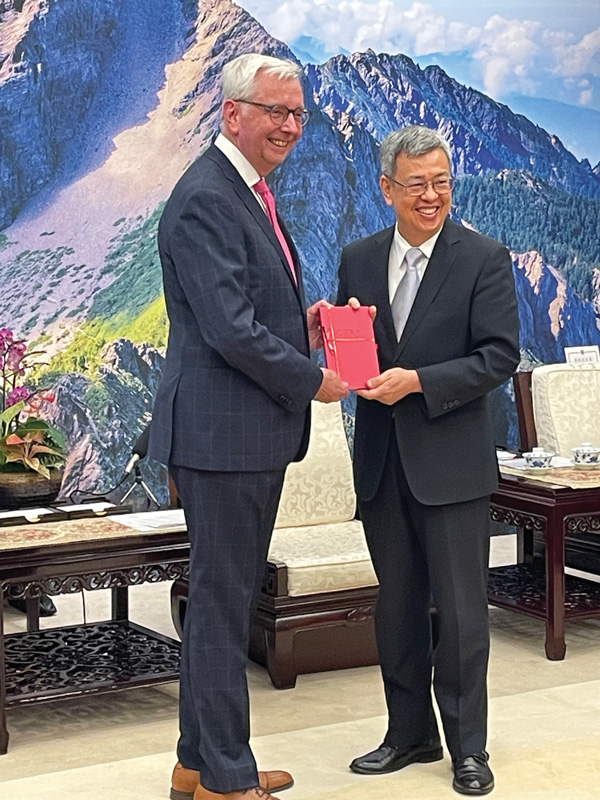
[39,594,58,616]
[350,737,443,775]
[7,594,57,617]
[452,751,494,795]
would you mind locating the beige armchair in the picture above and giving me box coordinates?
[513,362,600,577]
[171,401,380,689]
[249,400,379,688]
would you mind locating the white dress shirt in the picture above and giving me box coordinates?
[214,133,267,213]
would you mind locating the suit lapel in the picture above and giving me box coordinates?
[206,146,301,296]
[395,219,459,358]
[368,227,398,359]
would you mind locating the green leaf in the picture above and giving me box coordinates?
[29,444,63,458]
[42,423,66,451]
[4,452,25,464]
[24,456,49,478]
[16,417,50,431]
[14,418,66,454]
[0,401,25,433]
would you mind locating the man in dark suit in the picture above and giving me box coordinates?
[337,125,520,795]
[149,54,348,800]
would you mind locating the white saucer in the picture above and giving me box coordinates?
[523,466,552,474]
[571,461,600,470]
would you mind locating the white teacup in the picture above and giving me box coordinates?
[523,447,554,469]
[571,442,600,465]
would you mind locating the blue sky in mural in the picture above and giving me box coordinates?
[243,0,600,163]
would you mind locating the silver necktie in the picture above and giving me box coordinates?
[391,247,422,340]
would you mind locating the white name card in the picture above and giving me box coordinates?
[564,345,600,364]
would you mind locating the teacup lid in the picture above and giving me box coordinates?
[572,442,600,453]
[524,448,553,458]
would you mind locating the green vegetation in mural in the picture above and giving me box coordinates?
[45,204,168,378]
[453,172,600,300]
[47,294,168,377]
[2,245,77,325]
[92,203,166,321]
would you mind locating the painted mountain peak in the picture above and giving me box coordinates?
[0,0,599,498]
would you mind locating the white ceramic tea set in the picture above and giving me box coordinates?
[569,442,600,470]
[522,443,600,473]
[521,447,554,472]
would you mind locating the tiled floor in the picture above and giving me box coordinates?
[2,535,600,799]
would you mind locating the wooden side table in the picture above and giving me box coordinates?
[489,471,600,660]
[0,516,189,754]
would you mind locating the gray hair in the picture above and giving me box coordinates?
[222,53,303,102]
[380,126,453,177]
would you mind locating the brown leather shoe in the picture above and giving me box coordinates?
[170,763,293,800]
[196,788,279,800]
[256,772,293,793]
[171,763,200,800]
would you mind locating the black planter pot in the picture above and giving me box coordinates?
[0,468,64,510]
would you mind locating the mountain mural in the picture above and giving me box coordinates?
[1,0,599,500]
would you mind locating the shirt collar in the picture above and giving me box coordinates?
[214,132,261,189]
[393,225,443,262]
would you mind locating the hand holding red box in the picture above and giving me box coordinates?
[319,305,380,390]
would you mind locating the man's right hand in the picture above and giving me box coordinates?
[314,368,349,403]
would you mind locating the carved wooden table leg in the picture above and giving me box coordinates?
[26,597,40,632]
[0,596,9,754]
[264,625,297,689]
[545,509,566,660]
[170,582,186,640]
[111,586,129,622]
[517,524,535,565]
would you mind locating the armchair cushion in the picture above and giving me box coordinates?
[268,519,377,596]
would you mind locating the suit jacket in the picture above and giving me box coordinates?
[149,144,323,472]
[337,218,520,506]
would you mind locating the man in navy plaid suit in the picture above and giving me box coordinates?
[148,54,348,800]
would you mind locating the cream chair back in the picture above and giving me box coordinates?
[274,401,356,528]
[532,363,600,458]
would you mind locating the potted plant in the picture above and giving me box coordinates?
[0,327,67,508]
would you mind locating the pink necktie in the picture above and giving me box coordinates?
[254,178,297,284]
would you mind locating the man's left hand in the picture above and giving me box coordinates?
[307,299,329,350]
[356,368,422,405]
[348,296,377,322]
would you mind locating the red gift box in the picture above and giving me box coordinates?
[319,305,379,390]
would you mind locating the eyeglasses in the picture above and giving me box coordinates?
[237,100,311,127]
[386,176,453,195]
